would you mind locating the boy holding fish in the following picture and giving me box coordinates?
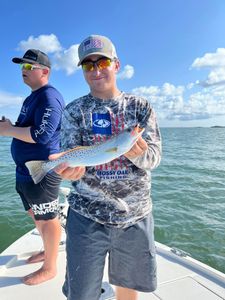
[53,35,162,300]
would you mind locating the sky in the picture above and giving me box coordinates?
[1,0,225,127]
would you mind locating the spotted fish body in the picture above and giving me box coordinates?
[25,126,144,184]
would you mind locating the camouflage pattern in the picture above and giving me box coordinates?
[61,92,161,228]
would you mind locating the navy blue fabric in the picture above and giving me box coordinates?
[16,172,61,220]
[11,84,65,181]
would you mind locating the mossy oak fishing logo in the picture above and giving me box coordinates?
[92,111,130,180]
[92,112,112,135]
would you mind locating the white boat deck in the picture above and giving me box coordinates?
[0,228,225,300]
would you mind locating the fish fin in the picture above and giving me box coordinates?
[63,145,91,154]
[105,147,118,153]
[25,160,47,184]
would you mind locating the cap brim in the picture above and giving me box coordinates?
[12,57,36,64]
[77,52,114,66]
[12,57,51,68]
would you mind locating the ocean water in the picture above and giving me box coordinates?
[0,128,225,273]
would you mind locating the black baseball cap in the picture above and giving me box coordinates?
[12,49,51,68]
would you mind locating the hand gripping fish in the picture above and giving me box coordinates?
[25,126,145,184]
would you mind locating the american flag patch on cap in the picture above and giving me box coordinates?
[83,39,103,51]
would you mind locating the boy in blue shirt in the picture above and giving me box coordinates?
[0,49,65,285]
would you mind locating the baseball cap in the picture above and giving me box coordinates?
[12,49,51,68]
[77,35,118,66]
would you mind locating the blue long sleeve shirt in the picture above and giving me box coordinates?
[11,84,65,182]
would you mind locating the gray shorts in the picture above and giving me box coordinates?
[16,172,61,221]
[62,209,157,300]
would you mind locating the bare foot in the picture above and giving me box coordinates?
[27,251,45,264]
[22,267,57,285]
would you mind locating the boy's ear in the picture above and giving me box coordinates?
[115,59,120,73]
[43,68,49,75]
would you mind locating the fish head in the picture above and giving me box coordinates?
[128,125,145,147]
[113,125,145,154]
[130,125,145,139]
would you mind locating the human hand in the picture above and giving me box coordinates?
[124,136,148,159]
[48,153,86,181]
[0,116,6,122]
[0,116,13,136]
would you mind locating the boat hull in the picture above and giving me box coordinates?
[0,227,225,299]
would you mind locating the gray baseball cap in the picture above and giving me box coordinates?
[77,35,118,66]
[12,49,51,68]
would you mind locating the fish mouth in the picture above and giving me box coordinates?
[131,126,145,137]
[135,125,145,133]
[137,127,145,133]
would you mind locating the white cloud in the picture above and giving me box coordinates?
[192,48,225,69]
[117,65,134,79]
[0,91,23,108]
[192,48,225,87]
[131,82,225,121]
[132,83,184,112]
[160,83,185,96]
[196,68,225,87]
[186,82,195,89]
[18,34,62,53]
[53,44,80,75]
[132,86,160,95]
[158,48,225,122]
[16,34,79,75]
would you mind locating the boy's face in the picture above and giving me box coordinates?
[82,55,120,97]
[21,63,49,90]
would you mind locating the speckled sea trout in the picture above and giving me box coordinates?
[25,126,145,185]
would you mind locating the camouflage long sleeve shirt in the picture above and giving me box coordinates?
[61,92,161,228]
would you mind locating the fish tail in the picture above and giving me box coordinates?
[25,160,48,184]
